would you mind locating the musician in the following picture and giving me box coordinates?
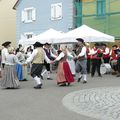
[110,45,118,75]
[116,46,120,77]
[91,43,102,77]
[86,43,91,74]
[102,43,110,63]
[75,38,87,84]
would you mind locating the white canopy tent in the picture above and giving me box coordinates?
[60,25,115,43]
[18,25,115,46]
[18,28,65,45]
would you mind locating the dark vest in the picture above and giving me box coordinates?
[76,47,86,60]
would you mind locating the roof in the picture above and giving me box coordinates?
[13,0,21,10]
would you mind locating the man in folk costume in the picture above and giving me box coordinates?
[41,43,57,80]
[116,46,120,77]
[101,43,110,63]
[86,43,91,74]
[91,43,102,77]
[75,38,87,84]
[26,42,51,89]
[110,45,118,75]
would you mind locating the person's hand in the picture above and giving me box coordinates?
[50,60,54,64]
[74,56,78,60]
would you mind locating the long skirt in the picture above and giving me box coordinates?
[56,61,74,85]
[16,63,23,81]
[67,59,76,75]
[1,65,20,89]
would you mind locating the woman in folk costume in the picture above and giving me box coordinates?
[26,42,51,89]
[1,41,11,69]
[74,38,87,84]
[15,48,25,81]
[52,44,75,86]
[1,47,20,89]
[1,41,11,78]
[66,44,76,76]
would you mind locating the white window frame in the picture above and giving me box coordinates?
[21,7,36,23]
[24,32,34,39]
[51,3,62,20]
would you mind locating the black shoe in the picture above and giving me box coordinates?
[41,75,44,80]
[59,83,66,87]
[20,79,28,81]
[98,75,102,77]
[77,76,82,82]
[67,83,70,86]
[34,84,42,89]
[83,81,87,84]
[116,74,120,77]
[47,78,53,80]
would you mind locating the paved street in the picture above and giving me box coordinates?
[0,72,120,120]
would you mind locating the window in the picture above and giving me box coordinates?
[24,32,34,39]
[51,3,62,20]
[96,0,106,16]
[21,7,36,23]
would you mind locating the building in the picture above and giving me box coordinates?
[76,0,120,40]
[0,0,17,47]
[14,0,120,44]
[13,0,74,43]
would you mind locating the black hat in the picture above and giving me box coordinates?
[44,42,51,45]
[94,43,100,46]
[76,38,84,43]
[33,42,43,48]
[2,41,11,47]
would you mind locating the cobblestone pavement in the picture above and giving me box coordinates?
[62,87,120,120]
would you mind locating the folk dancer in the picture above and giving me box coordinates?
[66,45,76,76]
[75,38,87,84]
[16,47,27,81]
[1,41,11,69]
[52,44,75,86]
[1,47,21,89]
[41,43,57,80]
[26,42,51,89]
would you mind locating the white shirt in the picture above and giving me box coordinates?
[55,52,65,61]
[103,47,110,55]
[1,47,9,64]
[77,46,87,58]
[26,48,50,63]
[5,54,21,65]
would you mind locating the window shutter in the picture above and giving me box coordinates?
[55,3,62,19]
[51,3,62,20]
[32,8,36,21]
[51,4,55,20]
[21,10,25,22]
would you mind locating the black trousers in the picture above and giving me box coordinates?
[91,59,101,76]
[103,57,110,63]
[44,60,50,71]
[87,58,91,74]
[31,63,44,78]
